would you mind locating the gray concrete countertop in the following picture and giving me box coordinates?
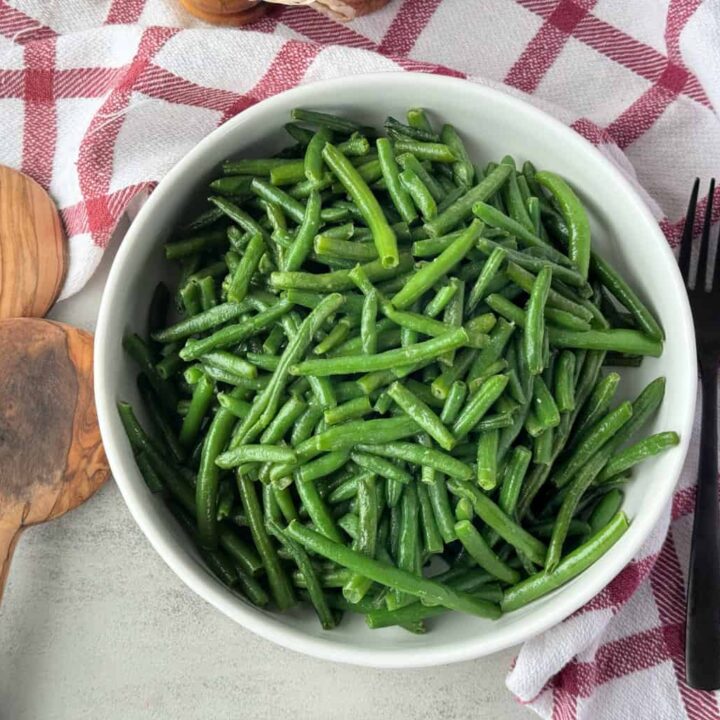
[0,227,531,720]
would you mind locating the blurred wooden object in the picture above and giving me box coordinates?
[180,0,390,25]
[179,0,268,25]
[0,166,67,320]
[0,319,109,602]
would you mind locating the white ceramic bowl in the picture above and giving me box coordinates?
[95,72,696,668]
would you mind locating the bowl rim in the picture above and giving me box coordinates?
[95,71,696,668]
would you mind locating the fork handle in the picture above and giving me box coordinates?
[685,353,720,690]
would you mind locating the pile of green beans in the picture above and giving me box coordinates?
[119,107,679,633]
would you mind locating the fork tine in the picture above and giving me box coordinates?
[697,178,715,290]
[679,178,699,283]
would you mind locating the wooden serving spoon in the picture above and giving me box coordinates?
[0,318,109,601]
[0,165,67,320]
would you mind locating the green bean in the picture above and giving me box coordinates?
[424,282,457,319]
[472,202,570,266]
[399,168,437,220]
[304,128,331,186]
[545,443,620,571]
[390,137,454,162]
[290,327,468,377]
[216,445,296,468]
[356,442,472,481]
[597,431,679,482]
[553,350,576,413]
[290,108,366,134]
[452,374,509,440]
[286,521,500,619]
[475,413,515,432]
[476,429,500,491]
[397,152,444,202]
[438,123,472,187]
[587,489,624,535]
[236,474,295,610]
[218,525,264,577]
[591,253,663,341]
[296,451,350,484]
[342,472,379,603]
[484,294,662,356]
[351,451,413,485]
[136,376,184,464]
[260,396,306,445]
[499,446,532,516]
[455,496,474,522]
[136,451,164,492]
[467,247,507,312]
[225,233,263,304]
[361,289,378,355]
[123,334,178,415]
[535,171,590,281]
[231,294,344,446]
[307,375,337,410]
[525,266,552,375]
[425,163,512,236]
[455,520,521,584]
[283,190,322,272]
[388,483,420,608]
[527,376,560,435]
[180,301,292,361]
[201,351,257,379]
[271,253,413,292]
[431,348,478,400]
[440,380,468,425]
[467,319,515,383]
[411,230,465,258]
[180,206,225,233]
[392,219,483,309]
[503,512,629,611]
[376,138,417,224]
[152,301,252,343]
[387,381,456,451]
[553,401,633,488]
[447,479,547,566]
[546,308,591,332]
[306,416,419,454]
[533,428,554,465]
[179,374,214,448]
[164,229,227,260]
[417,481,444,554]
[506,263,593,322]
[294,477,343,543]
[313,236,378,263]
[571,372,621,447]
[324,396,372,426]
[322,143,399,268]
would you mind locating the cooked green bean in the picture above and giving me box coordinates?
[323,395,372,426]
[452,374,509,440]
[286,521,500,619]
[455,520,521,585]
[448,479,547,565]
[356,442,472,481]
[290,327,468,377]
[535,171,590,281]
[387,381,456,451]
[440,380,468,425]
[597,431,679,482]
[392,220,483,309]
[476,429,500,491]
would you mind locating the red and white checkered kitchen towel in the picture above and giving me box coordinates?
[1,0,719,716]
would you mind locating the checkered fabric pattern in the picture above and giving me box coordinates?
[0,1,718,717]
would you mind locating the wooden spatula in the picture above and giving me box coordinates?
[0,165,67,320]
[0,318,109,601]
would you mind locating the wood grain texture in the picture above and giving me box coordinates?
[0,166,67,320]
[0,318,109,601]
[178,0,267,24]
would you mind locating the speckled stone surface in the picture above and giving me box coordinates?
[0,228,531,720]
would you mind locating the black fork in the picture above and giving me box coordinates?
[681,178,720,690]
